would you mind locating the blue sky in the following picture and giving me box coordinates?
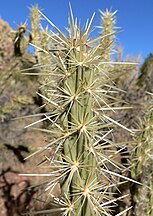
[0,0,153,61]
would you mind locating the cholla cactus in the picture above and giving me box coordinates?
[31,5,41,60]
[30,5,51,64]
[131,93,153,216]
[30,6,55,108]
[99,9,116,63]
[99,9,138,89]
[22,6,139,216]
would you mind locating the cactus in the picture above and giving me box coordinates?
[131,93,153,216]
[99,9,116,63]
[30,5,41,60]
[30,6,55,109]
[21,6,140,216]
[98,9,138,93]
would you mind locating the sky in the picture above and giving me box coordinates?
[0,0,153,62]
